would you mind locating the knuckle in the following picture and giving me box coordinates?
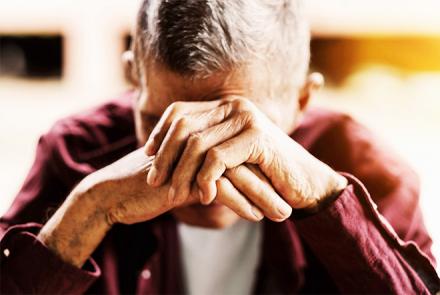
[207,147,223,163]
[253,186,267,199]
[187,133,204,150]
[174,116,190,131]
[225,165,243,178]
[223,168,234,179]
[169,101,184,114]
[240,110,258,126]
[231,97,251,110]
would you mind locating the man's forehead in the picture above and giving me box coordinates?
[139,63,251,114]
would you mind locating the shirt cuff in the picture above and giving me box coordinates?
[291,173,438,294]
[291,172,348,219]
[1,223,100,294]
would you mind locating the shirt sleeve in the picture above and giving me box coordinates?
[0,97,136,294]
[1,128,92,235]
[293,173,440,294]
[0,128,99,294]
[0,223,100,295]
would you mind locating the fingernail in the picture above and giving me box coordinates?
[168,187,176,203]
[199,189,208,205]
[251,206,264,220]
[144,139,154,156]
[277,203,292,219]
[147,166,158,186]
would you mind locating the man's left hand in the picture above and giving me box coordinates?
[145,97,347,217]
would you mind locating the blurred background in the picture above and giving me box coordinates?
[1,0,439,267]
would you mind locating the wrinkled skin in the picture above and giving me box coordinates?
[37,56,346,268]
[133,61,346,228]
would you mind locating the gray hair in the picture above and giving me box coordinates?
[134,0,310,95]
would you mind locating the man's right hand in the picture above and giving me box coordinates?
[37,147,197,268]
[94,148,198,225]
[37,145,275,268]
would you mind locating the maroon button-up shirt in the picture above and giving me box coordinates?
[1,92,439,294]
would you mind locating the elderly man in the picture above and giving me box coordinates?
[1,0,439,294]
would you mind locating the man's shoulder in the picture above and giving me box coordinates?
[40,91,137,174]
[295,106,399,166]
[292,107,352,148]
[296,106,419,204]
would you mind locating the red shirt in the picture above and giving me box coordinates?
[1,92,439,294]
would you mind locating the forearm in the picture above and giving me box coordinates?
[37,175,111,268]
[294,173,439,294]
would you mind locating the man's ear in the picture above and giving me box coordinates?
[122,50,139,88]
[298,72,324,111]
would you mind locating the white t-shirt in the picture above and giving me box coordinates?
[177,219,263,295]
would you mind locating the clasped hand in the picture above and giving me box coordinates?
[144,97,347,222]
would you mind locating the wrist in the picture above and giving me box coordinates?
[38,175,112,267]
[318,171,347,207]
[328,172,348,196]
[293,172,347,217]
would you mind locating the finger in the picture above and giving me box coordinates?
[175,182,202,207]
[215,176,264,222]
[170,115,248,205]
[225,165,291,221]
[147,104,231,187]
[145,100,224,156]
[197,129,262,203]
[108,182,201,225]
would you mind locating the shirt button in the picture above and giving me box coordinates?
[141,269,151,280]
[3,248,10,257]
